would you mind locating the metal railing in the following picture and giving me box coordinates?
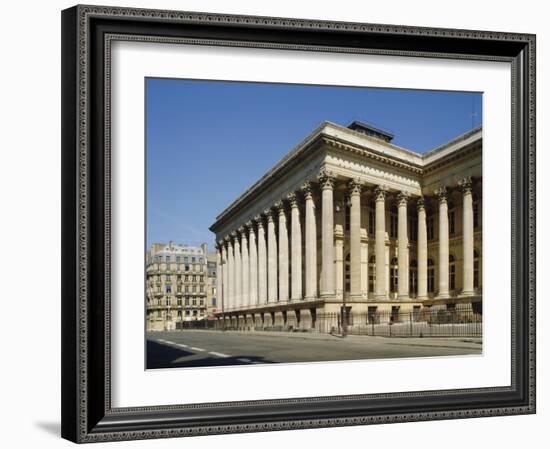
[315,306,481,338]
[211,305,481,338]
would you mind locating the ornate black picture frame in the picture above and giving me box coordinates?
[61,4,536,443]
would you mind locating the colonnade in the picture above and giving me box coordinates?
[215,171,476,312]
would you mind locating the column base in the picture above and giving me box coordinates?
[397,294,411,301]
[459,290,476,297]
[374,294,388,301]
[320,291,336,299]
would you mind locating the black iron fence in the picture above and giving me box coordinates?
[316,306,481,338]
[212,305,481,338]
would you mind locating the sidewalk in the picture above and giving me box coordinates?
[170,329,482,350]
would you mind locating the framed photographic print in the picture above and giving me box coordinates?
[61,4,536,443]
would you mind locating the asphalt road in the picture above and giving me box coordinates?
[146,330,482,369]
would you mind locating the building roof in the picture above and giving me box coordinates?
[210,122,482,232]
[347,120,395,142]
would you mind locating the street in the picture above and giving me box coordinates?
[146,330,482,369]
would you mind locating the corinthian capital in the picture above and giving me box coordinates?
[396,191,410,207]
[264,208,275,222]
[348,178,363,196]
[301,181,314,200]
[254,215,264,229]
[287,191,299,208]
[274,200,286,215]
[374,185,389,202]
[317,167,336,190]
[458,176,473,194]
[434,186,448,203]
[416,196,426,212]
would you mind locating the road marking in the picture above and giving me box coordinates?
[209,351,230,358]
[190,347,205,352]
[237,358,252,363]
[156,339,166,343]
[164,340,175,345]
[176,343,188,348]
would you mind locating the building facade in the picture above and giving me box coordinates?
[146,241,213,331]
[210,121,482,331]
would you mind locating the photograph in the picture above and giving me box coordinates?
[145,79,484,369]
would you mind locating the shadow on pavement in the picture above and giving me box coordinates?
[146,340,274,369]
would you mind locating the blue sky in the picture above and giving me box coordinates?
[146,78,482,250]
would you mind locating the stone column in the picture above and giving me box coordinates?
[459,177,475,296]
[374,186,388,299]
[361,231,369,297]
[276,201,289,303]
[335,226,344,299]
[349,179,363,299]
[318,169,336,297]
[240,226,249,308]
[417,197,428,300]
[226,236,234,310]
[248,221,258,306]
[302,182,317,300]
[397,192,410,300]
[435,186,450,299]
[216,242,223,312]
[288,192,302,301]
[266,208,278,302]
[232,231,242,308]
[256,215,268,304]
[220,241,228,312]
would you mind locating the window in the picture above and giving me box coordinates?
[192,299,197,306]
[165,284,171,294]
[166,256,170,263]
[185,297,189,306]
[200,275,204,282]
[428,258,435,293]
[449,254,456,291]
[200,299,204,305]
[193,275,197,282]
[474,249,480,288]
[185,310,190,316]
[176,256,180,263]
[185,285,189,293]
[390,257,398,293]
[368,255,376,293]
[212,298,217,306]
[368,209,375,235]
[409,259,418,296]
[427,215,435,240]
[448,201,456,235]
[185,264,189,271]
[177,285,181,293]
[157,310,162,318]
[177,298,182,306]
[345,204,350,231]
[177,310,182,318]
[192,257,196,263]
[200,285,204,293]
[390,206,398,238]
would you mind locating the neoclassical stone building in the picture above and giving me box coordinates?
[210,121,482,330]
[146,241,215,331]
